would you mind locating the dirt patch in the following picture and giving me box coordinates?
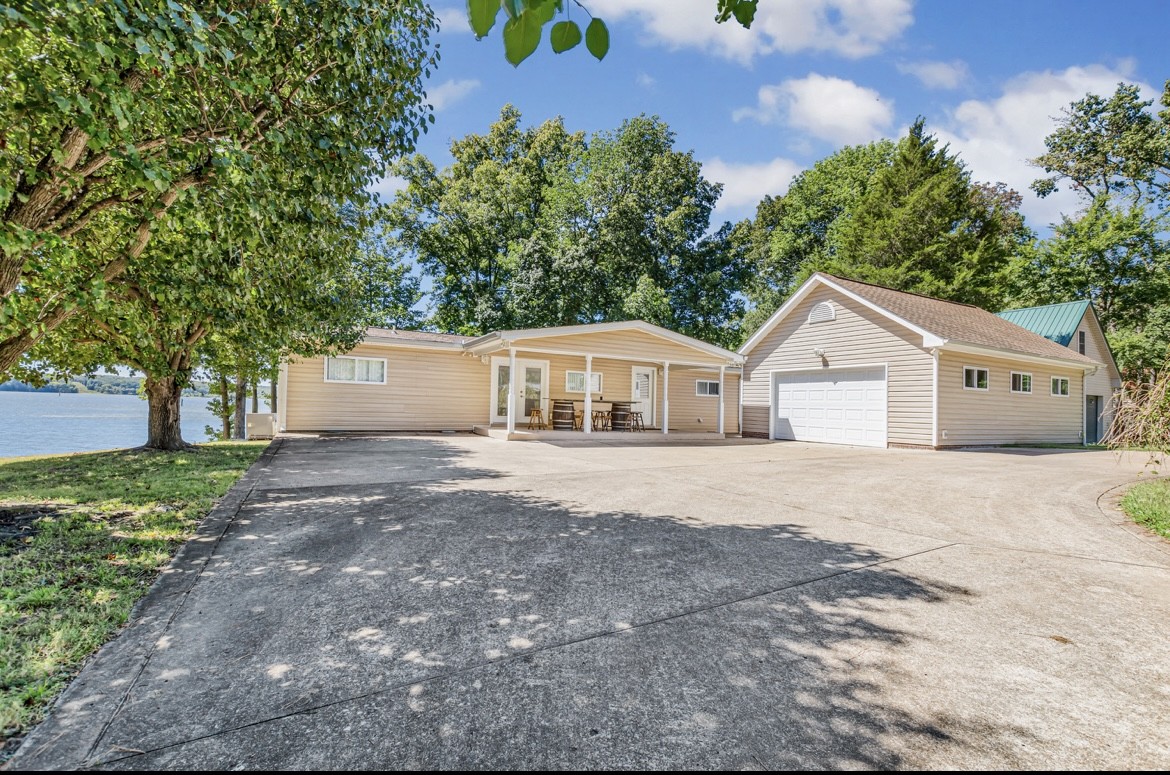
[0,505,63,549]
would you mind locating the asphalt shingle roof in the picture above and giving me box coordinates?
[822,274,1097,365]
[365,328,471,345]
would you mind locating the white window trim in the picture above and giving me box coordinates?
[1050,376,1071,397]
[1010,371,1032,395]
[696,379,720,397]
[323,355,388,385]
[963,365,989,392]
[565,370,602,394]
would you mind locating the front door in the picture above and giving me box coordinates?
[1085,395,1100,444]
[491,358,548,425]
[631,366,656,428]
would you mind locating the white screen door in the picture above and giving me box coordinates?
[631,366,656,428]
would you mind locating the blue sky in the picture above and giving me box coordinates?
[372,1,1169,233]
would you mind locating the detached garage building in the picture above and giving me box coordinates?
[738,273,1105,448]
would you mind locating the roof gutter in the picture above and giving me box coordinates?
[940,340,1100,371]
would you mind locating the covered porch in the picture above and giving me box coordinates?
[463,321,743,442]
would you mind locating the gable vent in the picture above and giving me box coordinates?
[808,301,836,324]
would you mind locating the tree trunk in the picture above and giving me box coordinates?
[219,376,231,440]
[251,383,259,413]
[270,373,278,414]
[143,375,188,450]
[233,373,247,440]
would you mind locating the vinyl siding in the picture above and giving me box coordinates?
[741,285,934,445]
[286,335,741,434]
[508,329,726,365]
[510,353,739,433]
[284,344,489,431]
[665,368,739,433]
[936,352,1083,445]
[1073,314,1121,439]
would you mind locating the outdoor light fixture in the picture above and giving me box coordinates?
[813,348,826,358]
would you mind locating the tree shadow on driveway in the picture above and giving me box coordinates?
[17,438,1014,770]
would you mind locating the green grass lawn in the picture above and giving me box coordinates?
[1122,478,1170,540]
[0,442,267,757]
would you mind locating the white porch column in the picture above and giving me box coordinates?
[718,365,725,435]
[584,354,593,434]
[662,361,670,435]
[506,347,517,434]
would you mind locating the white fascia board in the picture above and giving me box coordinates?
[739,273,946,354]
[941,341,1100,371]
[475,321,742,364]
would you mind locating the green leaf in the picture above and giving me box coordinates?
[584,18,609,61]
[466,0,498,38]
[733,0,758,27]
[503,10,542,67]
[549,20,581,53]
[525,0,557,24]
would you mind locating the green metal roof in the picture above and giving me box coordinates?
[995,300,1090,347]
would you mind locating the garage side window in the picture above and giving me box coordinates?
[1051,376,1070,397]
[1010,372,1032,394]
[696,380,720,396]
[325,356,386,384]
[963,366,989,391]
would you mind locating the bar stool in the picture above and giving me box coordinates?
[573,410,584,431]
[630,411,645,431]
[527,407,546,430]
[592,410,610,431]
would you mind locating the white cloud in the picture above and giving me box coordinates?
[734,74,895,146]
[432,6,467,35]
[931,61,1155,228]
[703,156,804,218]
[587,0,913,64]
[369,174,406,202]
[896,59,970,90]
[636,72,656,89]
[426,78,481,112]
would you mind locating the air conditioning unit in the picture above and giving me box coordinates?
[246,413,275,440]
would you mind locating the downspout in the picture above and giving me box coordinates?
[931,348,939,448]
[738,364,744,437]
[277,360,289,433]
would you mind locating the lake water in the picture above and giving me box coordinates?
[0,392,264,458]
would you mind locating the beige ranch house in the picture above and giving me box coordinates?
[277,321,745,440]
[738,273,1119,448]
[278,273,1119,449]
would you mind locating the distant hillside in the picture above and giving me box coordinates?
[0,375,212,396]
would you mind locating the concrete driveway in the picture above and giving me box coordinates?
[12,435,1170,769]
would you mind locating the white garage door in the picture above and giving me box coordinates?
[773,367,887,447]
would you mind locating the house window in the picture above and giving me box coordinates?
[808,301,836,324]
[696,380,720,397]
[324,356,386,384]
[565,371,602,393]
[1010,372,1032,394]
[963,366,989,391]
[1079,331,1086,354]
[1051,376,1070,397]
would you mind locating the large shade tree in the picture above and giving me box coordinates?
[388,107,744,345]
[0,0,437,374]
[20,186,416,449]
